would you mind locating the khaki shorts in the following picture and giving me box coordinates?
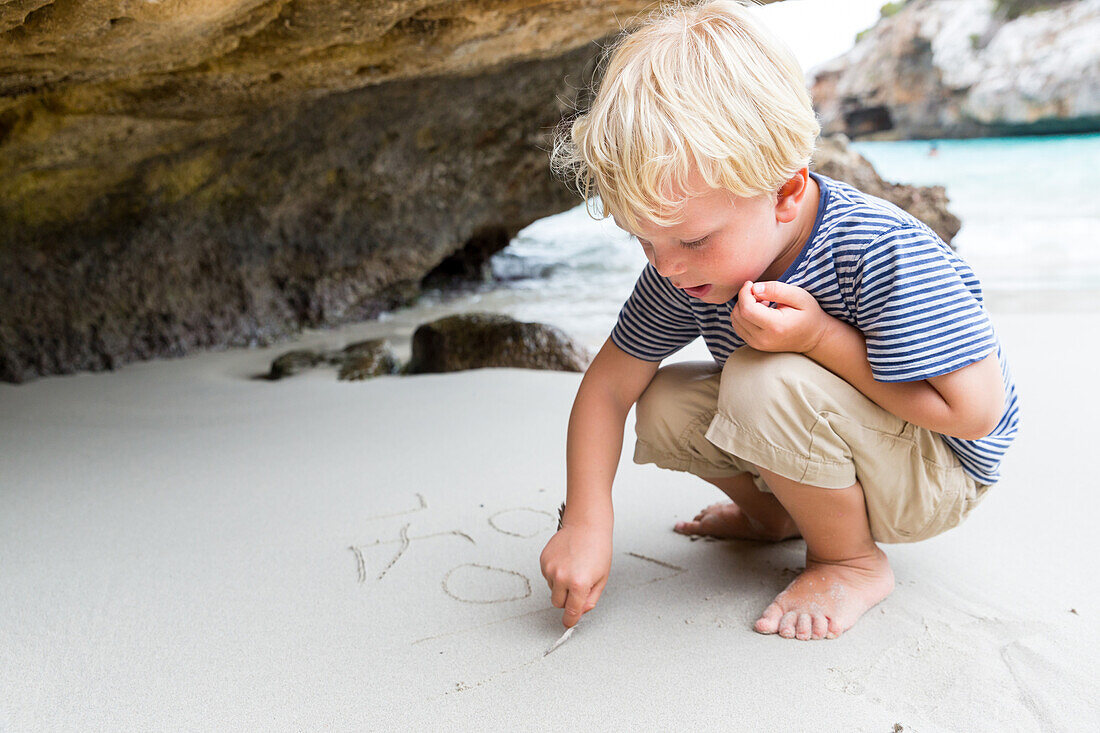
[633,348,990,544]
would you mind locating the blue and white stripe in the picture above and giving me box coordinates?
[610,172,1019,485]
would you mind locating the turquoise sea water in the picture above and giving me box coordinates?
[385,134,1100,353]
[852,134,1100,299]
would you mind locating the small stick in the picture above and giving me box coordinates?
[545,500,573,658]
[543,625,575,657]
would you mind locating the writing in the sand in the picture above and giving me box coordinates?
[348,494,556,604]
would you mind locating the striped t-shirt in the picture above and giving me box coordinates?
[610,172,1019,484]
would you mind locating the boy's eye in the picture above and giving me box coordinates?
[680,236,708,249]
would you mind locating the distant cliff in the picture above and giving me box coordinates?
[810,0,1100,139]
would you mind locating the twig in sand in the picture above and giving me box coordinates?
[543,626,575,657]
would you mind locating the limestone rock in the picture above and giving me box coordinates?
[810,0,1100,139]
[0,0,681,383]
[406,313,589,374]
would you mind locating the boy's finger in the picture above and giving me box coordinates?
[587,576,608,609]
[550,582,567,609]
[737,284,781,329]
[562,587,588,628]
[738,279,756,305]
[730,308,762,342]
[752,280,809,308]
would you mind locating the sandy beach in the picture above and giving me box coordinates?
[2,309,1098,731]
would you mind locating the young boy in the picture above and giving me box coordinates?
[539,0,1018,641]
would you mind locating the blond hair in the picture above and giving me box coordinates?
[552,0,820,233]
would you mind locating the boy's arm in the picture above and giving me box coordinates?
[540,338,660,628]
[734,281,1004,440]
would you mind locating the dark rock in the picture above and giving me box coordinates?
[268,349,327,380]
[406,313,589,374]
[336,339,399,381]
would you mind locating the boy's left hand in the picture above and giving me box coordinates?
[730,280,832,354]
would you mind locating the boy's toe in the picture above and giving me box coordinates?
[753,602,783,634]
[778,611,798,638]
[811,614,829,640]
[673,520,699,534]
[795,613,812,640]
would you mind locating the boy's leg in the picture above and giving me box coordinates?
[751,469,893,640]
[705,348,981,640]
[633,362,798,541]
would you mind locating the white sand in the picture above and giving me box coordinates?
[2,311,1098,731]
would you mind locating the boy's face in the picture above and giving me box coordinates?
[620,176,811,305]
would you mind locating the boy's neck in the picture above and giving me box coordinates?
[761,175,820,282]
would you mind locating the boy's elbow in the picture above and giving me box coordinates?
[953,415,999,441]
[951,397,1005,440]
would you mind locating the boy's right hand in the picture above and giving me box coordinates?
[539,524,612,628]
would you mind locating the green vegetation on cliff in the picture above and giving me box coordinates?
[994,0,1076,19]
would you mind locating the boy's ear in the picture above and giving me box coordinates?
[774,168,810,224]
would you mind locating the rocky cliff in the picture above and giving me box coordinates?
[810,0,1100,139]
[1,0,956,383]
[1,0,667,382]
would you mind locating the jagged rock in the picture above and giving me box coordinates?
[810,0,1100,139]
[406,313,589,374]
[268,349,327,380]
[0,43,600,383]
[814,134,961,245]
[337,340,399,381]
[0,0,686,383]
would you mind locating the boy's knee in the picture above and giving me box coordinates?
[717,348,823,426]
[635,362,720,450]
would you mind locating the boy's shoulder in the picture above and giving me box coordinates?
[810,172,957,268]
[814,173,940,242]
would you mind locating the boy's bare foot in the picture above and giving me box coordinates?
[674,501,800,541]
[754,546,894,640]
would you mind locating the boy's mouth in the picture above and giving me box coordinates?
[682,284,712,298]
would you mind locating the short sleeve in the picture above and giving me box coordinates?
[610,263,700,361]
[853,227,996,382]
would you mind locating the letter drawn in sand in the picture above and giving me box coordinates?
[376,523,410,580]
[363,492,427,521]
[487,508,556,538]
[442,563,532,604]
[625,552,685,572]
[349,545,367,583]
[349,526,475,583]
[620,551,687,588]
